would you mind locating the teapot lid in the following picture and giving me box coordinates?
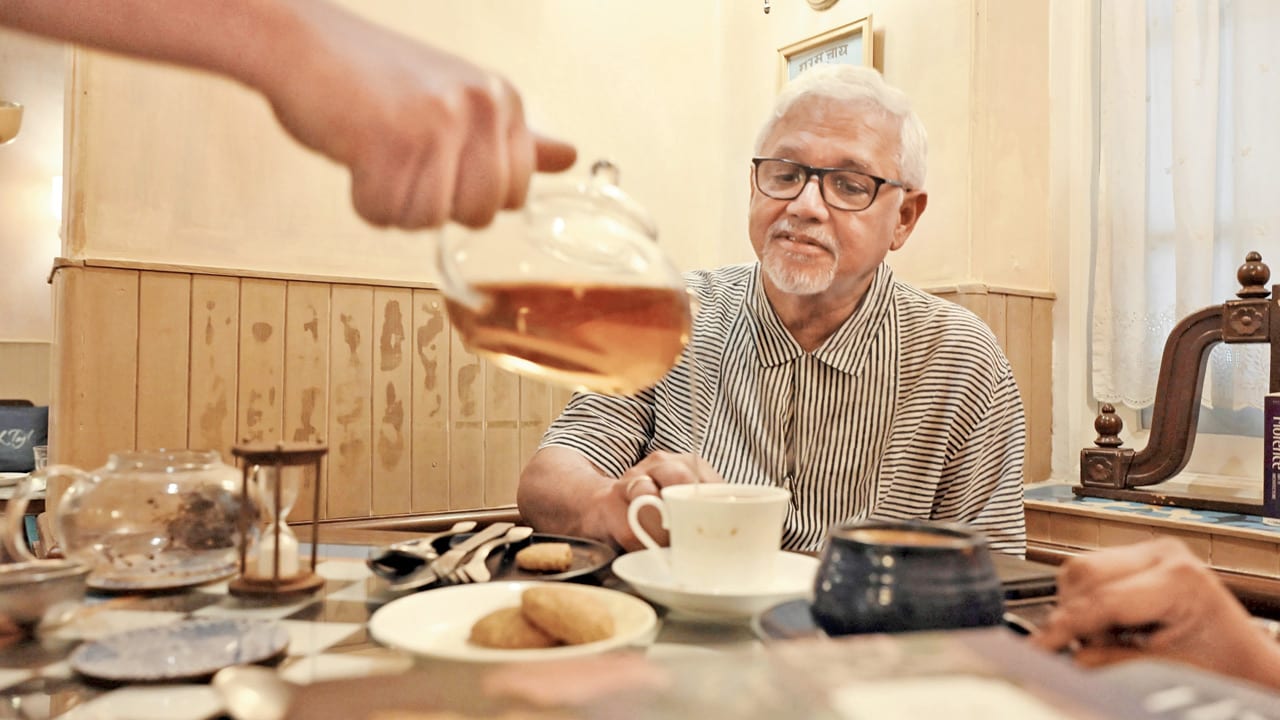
[524,159,660,272]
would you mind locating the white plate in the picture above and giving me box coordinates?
[611,549,818,621]
[0,472,28,488]
[368,581,657,663]
[70,618,289,683]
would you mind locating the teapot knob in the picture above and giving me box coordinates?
[590,159,620,186]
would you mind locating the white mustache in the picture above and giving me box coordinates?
[768,220,836,255]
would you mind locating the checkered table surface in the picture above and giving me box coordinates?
[0,547,757,720]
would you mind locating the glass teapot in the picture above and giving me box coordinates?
[4,449,248,591]
[436,160,694,396]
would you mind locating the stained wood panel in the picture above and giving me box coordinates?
[410,290,450,513]
[328,286,374,519]
[56,263,1059,524]
[372,288,413,515]
[520,379,552,470]
[51,267,140,479]
[1029,297,1055,482]
[485,357,521,506]
[940,287,1054,483]
[450,324,485,510]
[237,279,286,445]
[188,275,239,460]
[136,272,191,451]
[283,281,330,521]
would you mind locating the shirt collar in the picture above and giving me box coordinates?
[747,263,895,375]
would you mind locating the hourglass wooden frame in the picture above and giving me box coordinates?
[228,441,327,597]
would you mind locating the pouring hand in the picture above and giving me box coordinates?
[254,2,576,229]
[1032,539,1280,688]
[0,1,576,231]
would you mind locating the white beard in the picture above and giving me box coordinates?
[761,223,839,295]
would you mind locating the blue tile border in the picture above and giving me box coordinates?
[1025,483,1280,536]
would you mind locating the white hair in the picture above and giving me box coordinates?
[754,64,928,190]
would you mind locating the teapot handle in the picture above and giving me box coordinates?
[5,465,87,561]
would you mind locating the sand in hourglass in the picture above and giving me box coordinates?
[445,282,693,396]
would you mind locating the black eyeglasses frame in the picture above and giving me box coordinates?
[750,157,911,212]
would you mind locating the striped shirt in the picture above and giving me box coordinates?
[541,262,1027,556]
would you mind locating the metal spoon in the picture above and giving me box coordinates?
[212,665,294,720]
[454,525,534,583]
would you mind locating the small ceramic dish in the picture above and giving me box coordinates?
[70,618,289,683]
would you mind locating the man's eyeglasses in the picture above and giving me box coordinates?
[751,157,910,212]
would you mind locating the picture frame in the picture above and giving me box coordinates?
[778,16,874,87]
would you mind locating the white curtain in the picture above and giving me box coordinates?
[1093,0,1280,411]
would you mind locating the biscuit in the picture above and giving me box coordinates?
[520,586,614,645]
[515,542,574,573]
[468,606,559,649]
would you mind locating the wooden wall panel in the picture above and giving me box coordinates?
[520,379,552,471]
[987,294,1009,351]
[940,287,1054,483]
[1029,297,1055,482]
[410,290,450,513]
[188,275,240,460]
[450,326,485,510]
[372,288,413,515]
[485,359,521,506]
[237,279,286,445]
[51,267,139,479]
[136,272,191,451]
[283,281,330,522]
[327,286,374,518]
[58,264,1058,522]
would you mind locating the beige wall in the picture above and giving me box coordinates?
[62,0,1051,295]
[66,0,727,281]
[0,28,62,341]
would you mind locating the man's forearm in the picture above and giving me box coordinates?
[517,447,614,542]
[0,0,316,92]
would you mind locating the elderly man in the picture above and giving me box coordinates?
[518,64,1026,556]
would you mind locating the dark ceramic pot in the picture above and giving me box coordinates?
[810,519,1004,636]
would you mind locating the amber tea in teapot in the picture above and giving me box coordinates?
[444,281,691,396]
[438,160,693,396]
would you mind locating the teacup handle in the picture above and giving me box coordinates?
[4,465,85,561]
[626,495,669,552]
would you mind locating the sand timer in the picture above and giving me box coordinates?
[229,441,326,597]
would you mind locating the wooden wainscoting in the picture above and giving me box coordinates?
[928,284,1055,483]
[49,260,574,521]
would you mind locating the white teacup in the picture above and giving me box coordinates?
[626,483,790,593]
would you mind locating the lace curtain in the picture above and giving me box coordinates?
[1092,0,1280,411]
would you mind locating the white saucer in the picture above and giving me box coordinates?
[611,549,818,621]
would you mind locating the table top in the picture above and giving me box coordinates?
[0,529,769,720]
[2,529,1275,720]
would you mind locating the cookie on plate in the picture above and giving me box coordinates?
[520,586,614,645]
[469,606,558,649]
[514,542,573,573]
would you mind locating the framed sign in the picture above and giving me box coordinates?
[778,16,874,86]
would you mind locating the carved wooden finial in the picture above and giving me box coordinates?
[1236,251,1270,299]
[1093,403,1124,447]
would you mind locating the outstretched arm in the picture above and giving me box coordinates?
[1034,538,1280,689]
[0,0,576,229]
